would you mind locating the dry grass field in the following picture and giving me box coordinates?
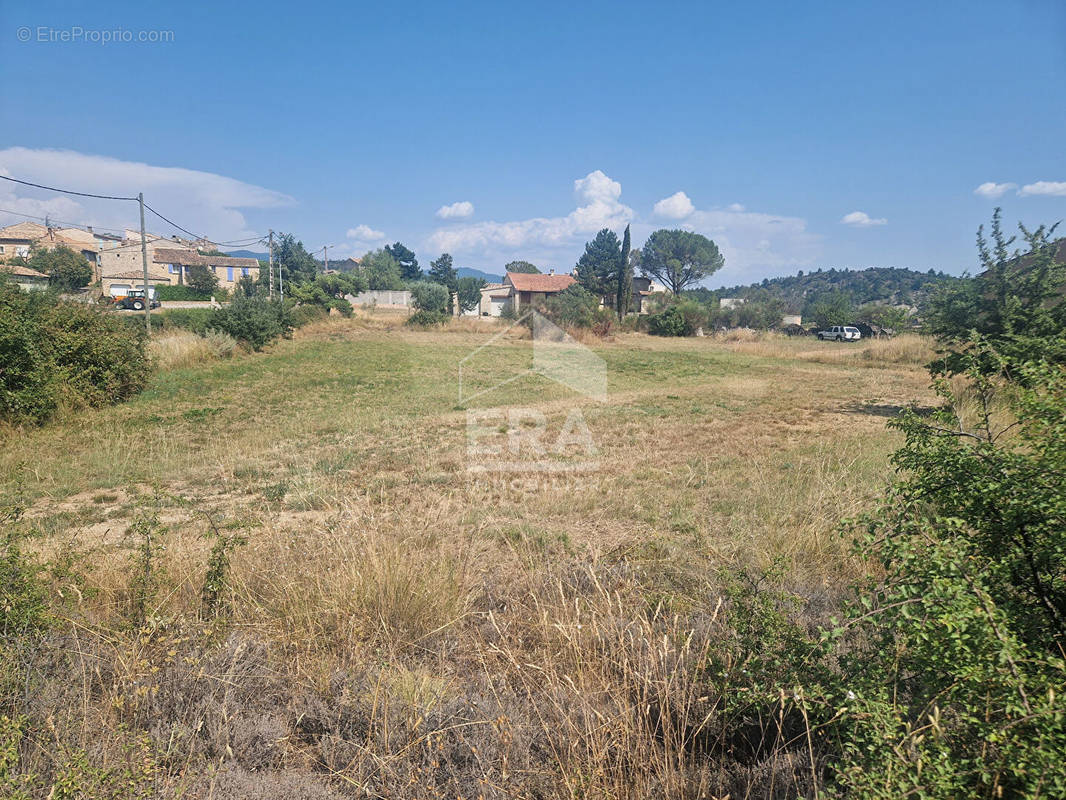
[0,315,938,798]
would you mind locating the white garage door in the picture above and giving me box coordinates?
[109,284,131,297]
[489,298,507,316]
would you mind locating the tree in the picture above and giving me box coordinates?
[805,291,853,328]
[386,242,421,281]
[186,263,219,295]
[428,253,459,312]
[457,276,486,314]
[208,293,292,350]
[410,282,450,314]
[544,285,600,328]
[925,209,1066,370]
[857,302,907,330]
[273,233,319,286]
[575,228,621,297]
[640,229,724,294]
[504,260,540,274]
[359,249,404,290]
[615,224,632,320]
[29,246,92,292]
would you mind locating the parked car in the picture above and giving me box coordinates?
[817,325,861,341]
[114,289,160,311]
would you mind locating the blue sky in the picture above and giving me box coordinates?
[1,0,1064,286]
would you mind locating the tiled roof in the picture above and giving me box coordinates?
[1,264,48,278]
[505,272,576,292]
[0,222,48,240]
[153,248,260,268]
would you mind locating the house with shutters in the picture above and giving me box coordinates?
[152,249,261,290]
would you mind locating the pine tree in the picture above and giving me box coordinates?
[575,228,621,298]
[386,242,422,281]
[428,253,459,313]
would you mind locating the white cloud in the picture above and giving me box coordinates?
[436,200,474,219]
[346,224,385,240]
[840,211,887,228]
[0,147,292,241]
[653,191,694,219]
[1018,181,1066,197]
[665,205,822,284]
[427,169,633,258]
[974,181,1017,199]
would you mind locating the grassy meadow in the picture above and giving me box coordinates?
[1,314,937,798]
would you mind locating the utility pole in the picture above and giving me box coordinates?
[138,192,151,335]
[323,244,330,272]
[268,229,275,298]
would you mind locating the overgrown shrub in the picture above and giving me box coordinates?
[543,284,599,328]
[0,279,149,424]
[288,304,328,328]
[647,299,707,336]
[155,285,215,302]
[410,282,450,315]
[405,309,449,327]
[160,307,213,334]
[647,305,686,336]
[208,294,292,351]
[821,342,1066,797]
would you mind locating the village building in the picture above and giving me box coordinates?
[152,249,261,291]
[0,221,101,268]
[0,263,50,290]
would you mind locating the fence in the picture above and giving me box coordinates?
[347,290,413,308]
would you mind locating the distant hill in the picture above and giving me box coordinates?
[457,267,503,283]
[224,249,268,261]
[699,267,960,312]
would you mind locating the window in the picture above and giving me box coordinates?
[227,267,234,281]
[242,268,249,277]
[0,246,5,254]
[168,264,177,273]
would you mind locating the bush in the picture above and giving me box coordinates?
[405,309,449,327]
[208,294,292,351]
[410,282,450,315]
[0,279,149,424]
[544,285,599,328]
[824,343,1066,796]
[156,285,217,302]
[159,308,214,334]
[288,304,329,328]
[648,300,707,336]
[647,305,687,336]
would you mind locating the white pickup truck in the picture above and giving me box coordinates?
[817,325,861,341]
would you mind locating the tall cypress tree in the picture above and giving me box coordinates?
[616,224,632,320]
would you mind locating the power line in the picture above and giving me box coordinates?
[0,206,129,234]
[142,202,206,240]
[2,173,266,252]
[0,174,138,201]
